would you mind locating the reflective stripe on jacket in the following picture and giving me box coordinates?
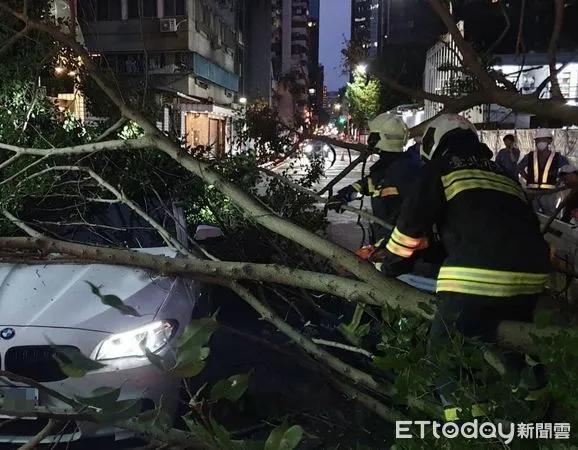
[381,147,552,296]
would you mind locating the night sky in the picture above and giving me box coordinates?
[320,0,350,92]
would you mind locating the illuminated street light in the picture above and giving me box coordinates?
[355,64,367,75]
[334,103,341,111]
[239,97,247,105]
[308,88,316,95]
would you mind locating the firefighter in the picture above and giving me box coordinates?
[326,112,418,249]
[376,114,551,422]
[518,129,570,215]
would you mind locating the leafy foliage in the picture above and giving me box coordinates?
[345,73,381,129]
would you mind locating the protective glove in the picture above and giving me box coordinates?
[356,245,376,260]
[326,195,347,213]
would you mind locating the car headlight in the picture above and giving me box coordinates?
[304,144,313,152]
[95,320,177,360]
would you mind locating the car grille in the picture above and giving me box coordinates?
[4,345,80,382]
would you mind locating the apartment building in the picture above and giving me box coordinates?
[271,0,317,124]
[76,0,244,155]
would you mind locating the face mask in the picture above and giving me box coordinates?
[536,142,549,150]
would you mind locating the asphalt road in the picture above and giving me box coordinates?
[274,147,376,251]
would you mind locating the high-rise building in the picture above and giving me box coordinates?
[308,0,322,119]
[271,0,318,122]
[351,0,384,57]
[242,0,275,103]
[76,0,244,154]
[381,0,443,49]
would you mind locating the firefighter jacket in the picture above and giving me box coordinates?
[336,152,420,245]
[380,146,552,297]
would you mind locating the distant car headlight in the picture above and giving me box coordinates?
[95,320,177,360]
[304,144,313,152]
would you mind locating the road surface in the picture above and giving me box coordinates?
[274,146,377,251]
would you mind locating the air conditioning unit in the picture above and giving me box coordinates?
[160,18,177,32]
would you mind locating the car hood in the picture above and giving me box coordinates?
[0,247,179,332]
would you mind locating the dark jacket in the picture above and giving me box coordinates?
[381,137,551,297]
[337,152,421,244]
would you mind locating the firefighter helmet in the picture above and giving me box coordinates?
[367,113,409,153]
[420,114,478,161]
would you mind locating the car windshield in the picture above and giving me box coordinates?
[20,197,177,249]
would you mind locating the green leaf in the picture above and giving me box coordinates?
[173,346,210,377]
[209,416,232,447]
[141,344,166,372]
[264,420,288,450]
[354,322,371,338]
[210,372,251,403]
[137,407,173,430]
[265,421,304,450]
[177,317,218,349]
[417,301,435,315]
[535,310,555,328]
[49,341,106,378]
[374,355,400,373]
[111,399,143,420]
[85,281,140,317]
[75,387,121,409]
[279,425,304,450]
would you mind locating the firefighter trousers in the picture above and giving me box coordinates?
[428,292,539,418]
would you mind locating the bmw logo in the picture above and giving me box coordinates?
[0,328,15,340]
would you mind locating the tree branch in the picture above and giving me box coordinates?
[260,167,392,230]
[95,117,129,142]
[516,0,527,54]
[533,62,569,99]
[547,0,565,100]
[19,165,191,255]
[0,236,387,308]
[0,24,28,58]
[17,419,56,450]
[317,154,367,196]
[427,0,496,92]
[0,138,153,165]
[222,280,391,397]
[484,0,511,56]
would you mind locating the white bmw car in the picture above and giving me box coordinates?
[0,200,213,444]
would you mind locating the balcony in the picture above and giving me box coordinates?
[99,51,239,92]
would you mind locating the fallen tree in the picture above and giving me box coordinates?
[0,1,577,448]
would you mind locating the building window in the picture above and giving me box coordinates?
[127,0,158,18]
[164,0,186,16]
[142,0,157,17]
[77,0,96,21]
[96,0,122,20]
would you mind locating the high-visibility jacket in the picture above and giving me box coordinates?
[526,150,562,189]
[381,147,552,297]
[337,152,420,244]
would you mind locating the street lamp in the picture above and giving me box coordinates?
[355,64,367,75]
[334,103,341,111]
[239,97,247,105]
[308,88,316,95]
